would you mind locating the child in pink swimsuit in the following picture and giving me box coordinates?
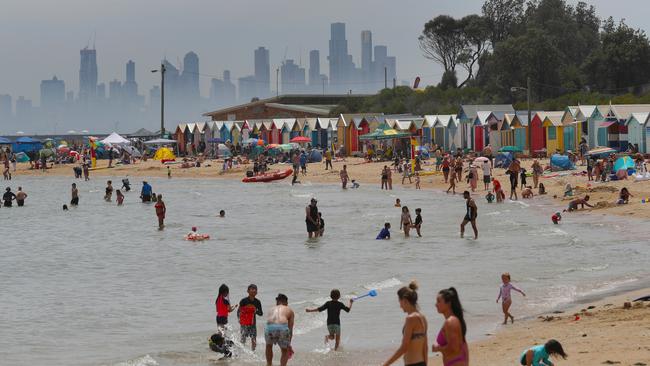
[497,272,526,324]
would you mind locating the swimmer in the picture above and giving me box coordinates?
[265,294,294,366]
[3,187,16,207]
[70,183,79,206]
[215,284,238,330]
[538,183,547,195]
[219,210,226,218]
[382,281,427,366]
[486,191,495,203]
[376,222,391,240]
[565,195,593,212]
[551,212,561,224]
[432,287,468,366]
[520,339,567,366]
[208,333,234,359]
[351,179,360,188]
[238,284,263,351]
[522,186,534,199]
[394,198,401,207]
[318,212,325,237]
[492,178,504,202]
[121,178,131,192]
[15,186,27,206]
[116,190,124,206]
[306,289,353,351]
[460,191,478,239]
[496,272,525,324]
[104,180,113,202]
[412,208,423,237]
[63,204,68,211]
[400,206,413,237]
[154,194,166,229]
[186,226,209,241]
[415,172,421,189]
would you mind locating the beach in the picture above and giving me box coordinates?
[3,158,650,365]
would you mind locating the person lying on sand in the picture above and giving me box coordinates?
[565,195,594,212]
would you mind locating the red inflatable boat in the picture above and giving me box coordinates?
[242,168,293,183]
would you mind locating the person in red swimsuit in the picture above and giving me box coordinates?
[154,194,166,230]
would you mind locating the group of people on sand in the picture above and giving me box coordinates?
[210,278,567,366]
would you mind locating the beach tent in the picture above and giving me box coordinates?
[494,152,513,168]
[550,154,575,171]
[121,145,142,158]
[153,147,176,161]
[101,132,130,145]
[12,136,42,153]
[0,137,11,144]
[309,149,323,162]
[15,152,30,162]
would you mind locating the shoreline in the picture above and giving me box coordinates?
[444,286,650,366]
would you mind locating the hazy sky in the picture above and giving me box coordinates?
[1,0,648,105]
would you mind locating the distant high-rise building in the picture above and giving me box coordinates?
[109,79,122,101]
[254,47,270,97]
[66,91,74,104]
[149,85,160,107]
[281,59,306,94]
[15,96,32,123]
[40,76,65,111]
[309,50,321,87]
[373,45,397,89]
[238,75,258,102]
[328,22,355,92]
[210,70,236,108]
[96,83,106,100]
[0,94,12,119]
[123,60,138,101]
[79,47,98,102]
[361,30,373,80]
[182,51,200,99]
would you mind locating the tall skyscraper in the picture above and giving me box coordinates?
[238,75,258,102]
[96,83,106,100]
[280,59,306,94]
[40,76,65,111]
[373,45,396,90]
[123,60,138,101]
[210,70,236,107]
[79,47,98,102]
[361,30,373,78]
[0,94,12,120]
[182,51,200,100]
[109,79,122,101]
[309,50,320,87]
[15,96,32,123]
[328,23,356,92]
[254,47,270,97]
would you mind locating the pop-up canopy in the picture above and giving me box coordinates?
[101,132,130,145]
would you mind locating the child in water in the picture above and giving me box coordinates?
[351,179,360,188]
[376,222,391,239]
[62,204,68,211]
[486,191,495,203]
[446,171,456,194]
[496,272,526,324]
[415,172,421,189]
[394,198,401,207]
[116,190,124,206]
[413,208,423,237]
[208,333,234,359]
[305,289,353,351]
[551,212,561,224]
[219,210,226,218]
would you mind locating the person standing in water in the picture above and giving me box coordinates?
[238,284,263,351]
[3,187,16,207]
[381,281,427,366]
[140,181,152,202]
[305,198,320,238]
[265,294,294,366]
[116,190,124,206]
[70,183,79,206]
[381,165,389,190]
[154,194,166,229]
[306,289,353,351]
[324,149,333,170]
[400,206,413,237]
[460,191,478,239]
[104,180,113,202]
[15,186,27,207]
[432,287,469,366]
[82,162,90,181]
[340,165,349,189]
[496,272,526,324]
[413,208,423,237]
[215,283,238,330]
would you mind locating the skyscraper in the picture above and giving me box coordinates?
[109,79,122,101]
[0,94,12,120]
[309,50,320,87]
[15,96,32,123]
[40,76,65,111]
[373,45,396,90]
[79,47,98,102]
[254,47,270,97]
[210,70,236,107]
[123,60,138,102]
[182,51,200,100]
[328,22,354,91]
[361,30,373,79]
[280,60,306,94]
[238,75,257,102]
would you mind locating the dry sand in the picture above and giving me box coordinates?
[11,157,650,364]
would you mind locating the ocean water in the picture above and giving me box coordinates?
[1,176,649,366]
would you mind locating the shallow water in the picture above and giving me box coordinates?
[1,176,648,366]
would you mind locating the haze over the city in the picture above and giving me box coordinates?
[0,0,648,133]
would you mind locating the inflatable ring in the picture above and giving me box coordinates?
[186,234,210,241]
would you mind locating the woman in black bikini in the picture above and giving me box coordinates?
[382,281,428,366]
[381,165,389,190]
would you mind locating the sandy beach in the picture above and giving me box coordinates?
[14,156,650,219]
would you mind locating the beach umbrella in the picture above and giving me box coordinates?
[69,151,80,160]
[474,156,489,163]
[359,128,410,141]
[614,156,635,171]
[57,146,70,154]
[290,136,311,143]
[39,148,55,158]
[278,144,293,152]
[498,146,522,153]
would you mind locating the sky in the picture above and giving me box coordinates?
[1,0,649,105]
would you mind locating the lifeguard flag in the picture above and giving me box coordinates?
[413,76,421,89]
